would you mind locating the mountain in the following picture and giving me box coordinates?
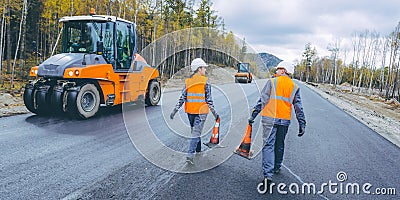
[258,52,282,69]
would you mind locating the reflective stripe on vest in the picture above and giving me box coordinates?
[185,74,209,114]
[261,76,298,120]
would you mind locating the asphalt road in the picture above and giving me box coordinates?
[0,79,398,200]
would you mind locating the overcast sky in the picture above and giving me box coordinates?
[212,0,400,63]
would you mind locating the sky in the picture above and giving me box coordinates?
[211,0,400,63]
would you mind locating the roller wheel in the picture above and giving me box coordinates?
[23,83,37,114]
[67,84,100,119]
[66,89,78,118]
[145,81,161,106]
[35,85,51,115]
[51,85,65,114]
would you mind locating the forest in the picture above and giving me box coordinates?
[295,25,400,101]
[0,0,247,89]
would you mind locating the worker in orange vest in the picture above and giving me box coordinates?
[170,58,219,165]
[249,61,306,190]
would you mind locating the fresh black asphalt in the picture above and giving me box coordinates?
[0,80,398,199]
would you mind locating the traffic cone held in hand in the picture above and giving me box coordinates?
[204,116,221,148]
[234,123,253,159]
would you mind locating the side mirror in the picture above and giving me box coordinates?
[96,41,104,55]
[32,41,38,53]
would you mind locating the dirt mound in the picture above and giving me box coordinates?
[340,82,351,87]
[385,98,400,107]
[0,92,29,117]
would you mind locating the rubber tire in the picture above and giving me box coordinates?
[66,90,78,118]
[234,77,238,83]
[51,85,65,115]
[35,85,51,115]
[23,83,37,114]
[145,81,161,106]
[71,84,100,119]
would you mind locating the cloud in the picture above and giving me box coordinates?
[212,0,400,62]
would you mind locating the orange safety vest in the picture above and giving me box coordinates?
[185,74,209,114]
[261,76,298,120]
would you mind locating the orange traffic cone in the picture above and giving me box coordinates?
[234,123,253,159]
[204,116,221,148]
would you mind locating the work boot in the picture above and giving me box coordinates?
[186,157,194,165]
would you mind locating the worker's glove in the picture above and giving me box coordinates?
[211,109,219,120]
[248,117,255,124]
[298,125,306,137]
[170,108,178,119]
[250,108,259,120]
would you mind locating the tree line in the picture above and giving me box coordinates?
[140,27,249,79]
[295,23,400,101]
[0,0,251,88]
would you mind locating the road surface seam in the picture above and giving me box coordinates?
[283,164,330,200]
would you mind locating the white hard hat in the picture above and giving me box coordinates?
[191,58,208,71]
[276,61,295,74]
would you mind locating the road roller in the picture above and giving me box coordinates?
[24,11,161,119]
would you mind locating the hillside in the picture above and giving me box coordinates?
[259,52,282,69]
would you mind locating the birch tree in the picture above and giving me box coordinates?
[379,36,390,93]
[11,0,27,88]
[386,23,400,99]
[367,33,380,93]
[327,38,340,85]
[351,32,362,86]
[0,3,5,74]
[302,43,316,82]
[6,0,11,73]
[18,0,28,77]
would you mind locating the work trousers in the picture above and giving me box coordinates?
[187,114,207,158]
[262,121,289,179]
